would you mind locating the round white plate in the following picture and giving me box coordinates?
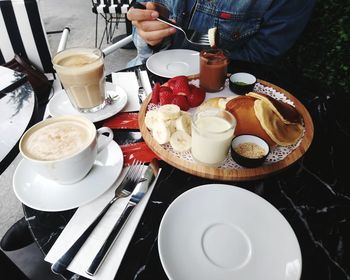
[13,137,123,212]
[146,49,199,78]
[48,82,127,123]
[158,184,302,280]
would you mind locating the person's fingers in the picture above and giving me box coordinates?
[135,19,170,32]
[127,6,158,21]
[138,28,176,45]
[127,2,176,45]
[147,39,163,46]
[145,1,157,11]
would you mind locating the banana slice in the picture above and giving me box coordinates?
[218,96,236,110]
[208,27,217,48]
[166,119,177,134]
[145,110,160,130]
[152,121,171,144]
[175,113,192,135]
[170,131,191,152]
[158,104,181,120]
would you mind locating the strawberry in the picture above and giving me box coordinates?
[187,86,206,107]
[172,77,191,96]
[171,95,190,111]
[167,76,184,90]
[151,82,161,104]
[189,84,197,91]
[159,86,174,105]
[159,86,172,95]
[167,76,191,96]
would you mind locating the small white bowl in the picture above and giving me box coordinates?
[231,134,270,168]
[229,72,257,95]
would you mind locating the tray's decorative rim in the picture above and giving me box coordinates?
[139,79,314,181]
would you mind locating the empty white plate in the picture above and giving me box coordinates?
[158,184,302,280]
[146,49,199,78]
[48,82,127,123]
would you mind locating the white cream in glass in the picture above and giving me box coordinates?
[191,108,236,166]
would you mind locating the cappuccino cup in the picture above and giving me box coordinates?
[52,48,106,113]
[19,115,113,184]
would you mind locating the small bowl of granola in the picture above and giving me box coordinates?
[230,134,270,168]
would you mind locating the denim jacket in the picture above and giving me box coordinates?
[128,0,315,67]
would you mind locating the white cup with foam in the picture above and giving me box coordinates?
[19,115,113,184]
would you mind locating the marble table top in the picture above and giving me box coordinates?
[0,68,35,174]
[22,62,350,280]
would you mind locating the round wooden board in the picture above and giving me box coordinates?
[138,79,314,181]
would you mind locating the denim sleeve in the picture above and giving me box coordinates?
[127,27,153,68]
[230,0,316,64]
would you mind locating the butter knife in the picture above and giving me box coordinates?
[135,68,146,104]
[86,159,159,276]
[51,161,143,275]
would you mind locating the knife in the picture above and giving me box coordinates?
[135,68,146,104]
[86,159,159,276]
[51,161,143,275]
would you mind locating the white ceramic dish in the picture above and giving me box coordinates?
[48,82,127,123]
[13,136,123,212]
[146,49,199,78]
[158,184,302,280]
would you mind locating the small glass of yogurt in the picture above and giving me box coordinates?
[191,108,236,166]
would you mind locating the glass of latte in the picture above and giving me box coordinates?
[52,48,106,113]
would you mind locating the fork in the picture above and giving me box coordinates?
[51,160,144,275]
[133,2,210,46]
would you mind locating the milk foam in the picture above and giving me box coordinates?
[57,53,99,67]
[23,120,92,161]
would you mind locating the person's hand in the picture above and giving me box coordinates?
[127,2,176,46]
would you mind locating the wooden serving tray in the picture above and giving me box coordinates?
[138,79,314,181]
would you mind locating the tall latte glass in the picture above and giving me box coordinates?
[52,48,106,113]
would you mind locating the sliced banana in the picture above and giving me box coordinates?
[175,114,192,135]
[152,120,171,144]
[145,110,160,130]
[170,131,191,152]
[208,27,217,48]
[158,104,181,120]
[218,96,236,110]
[167,119,177,134]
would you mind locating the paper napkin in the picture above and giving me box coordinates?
[45,166,161,280]
[112,70,152,112]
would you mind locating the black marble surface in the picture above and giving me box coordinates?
[0,77,39,175]
[23,62,350,280]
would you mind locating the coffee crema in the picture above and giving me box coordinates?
[22,120,92,161]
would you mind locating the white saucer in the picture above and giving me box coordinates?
[158,184,302,280]
[48,82,127,123]
[146,49,199,78]
[13,137,123,212]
